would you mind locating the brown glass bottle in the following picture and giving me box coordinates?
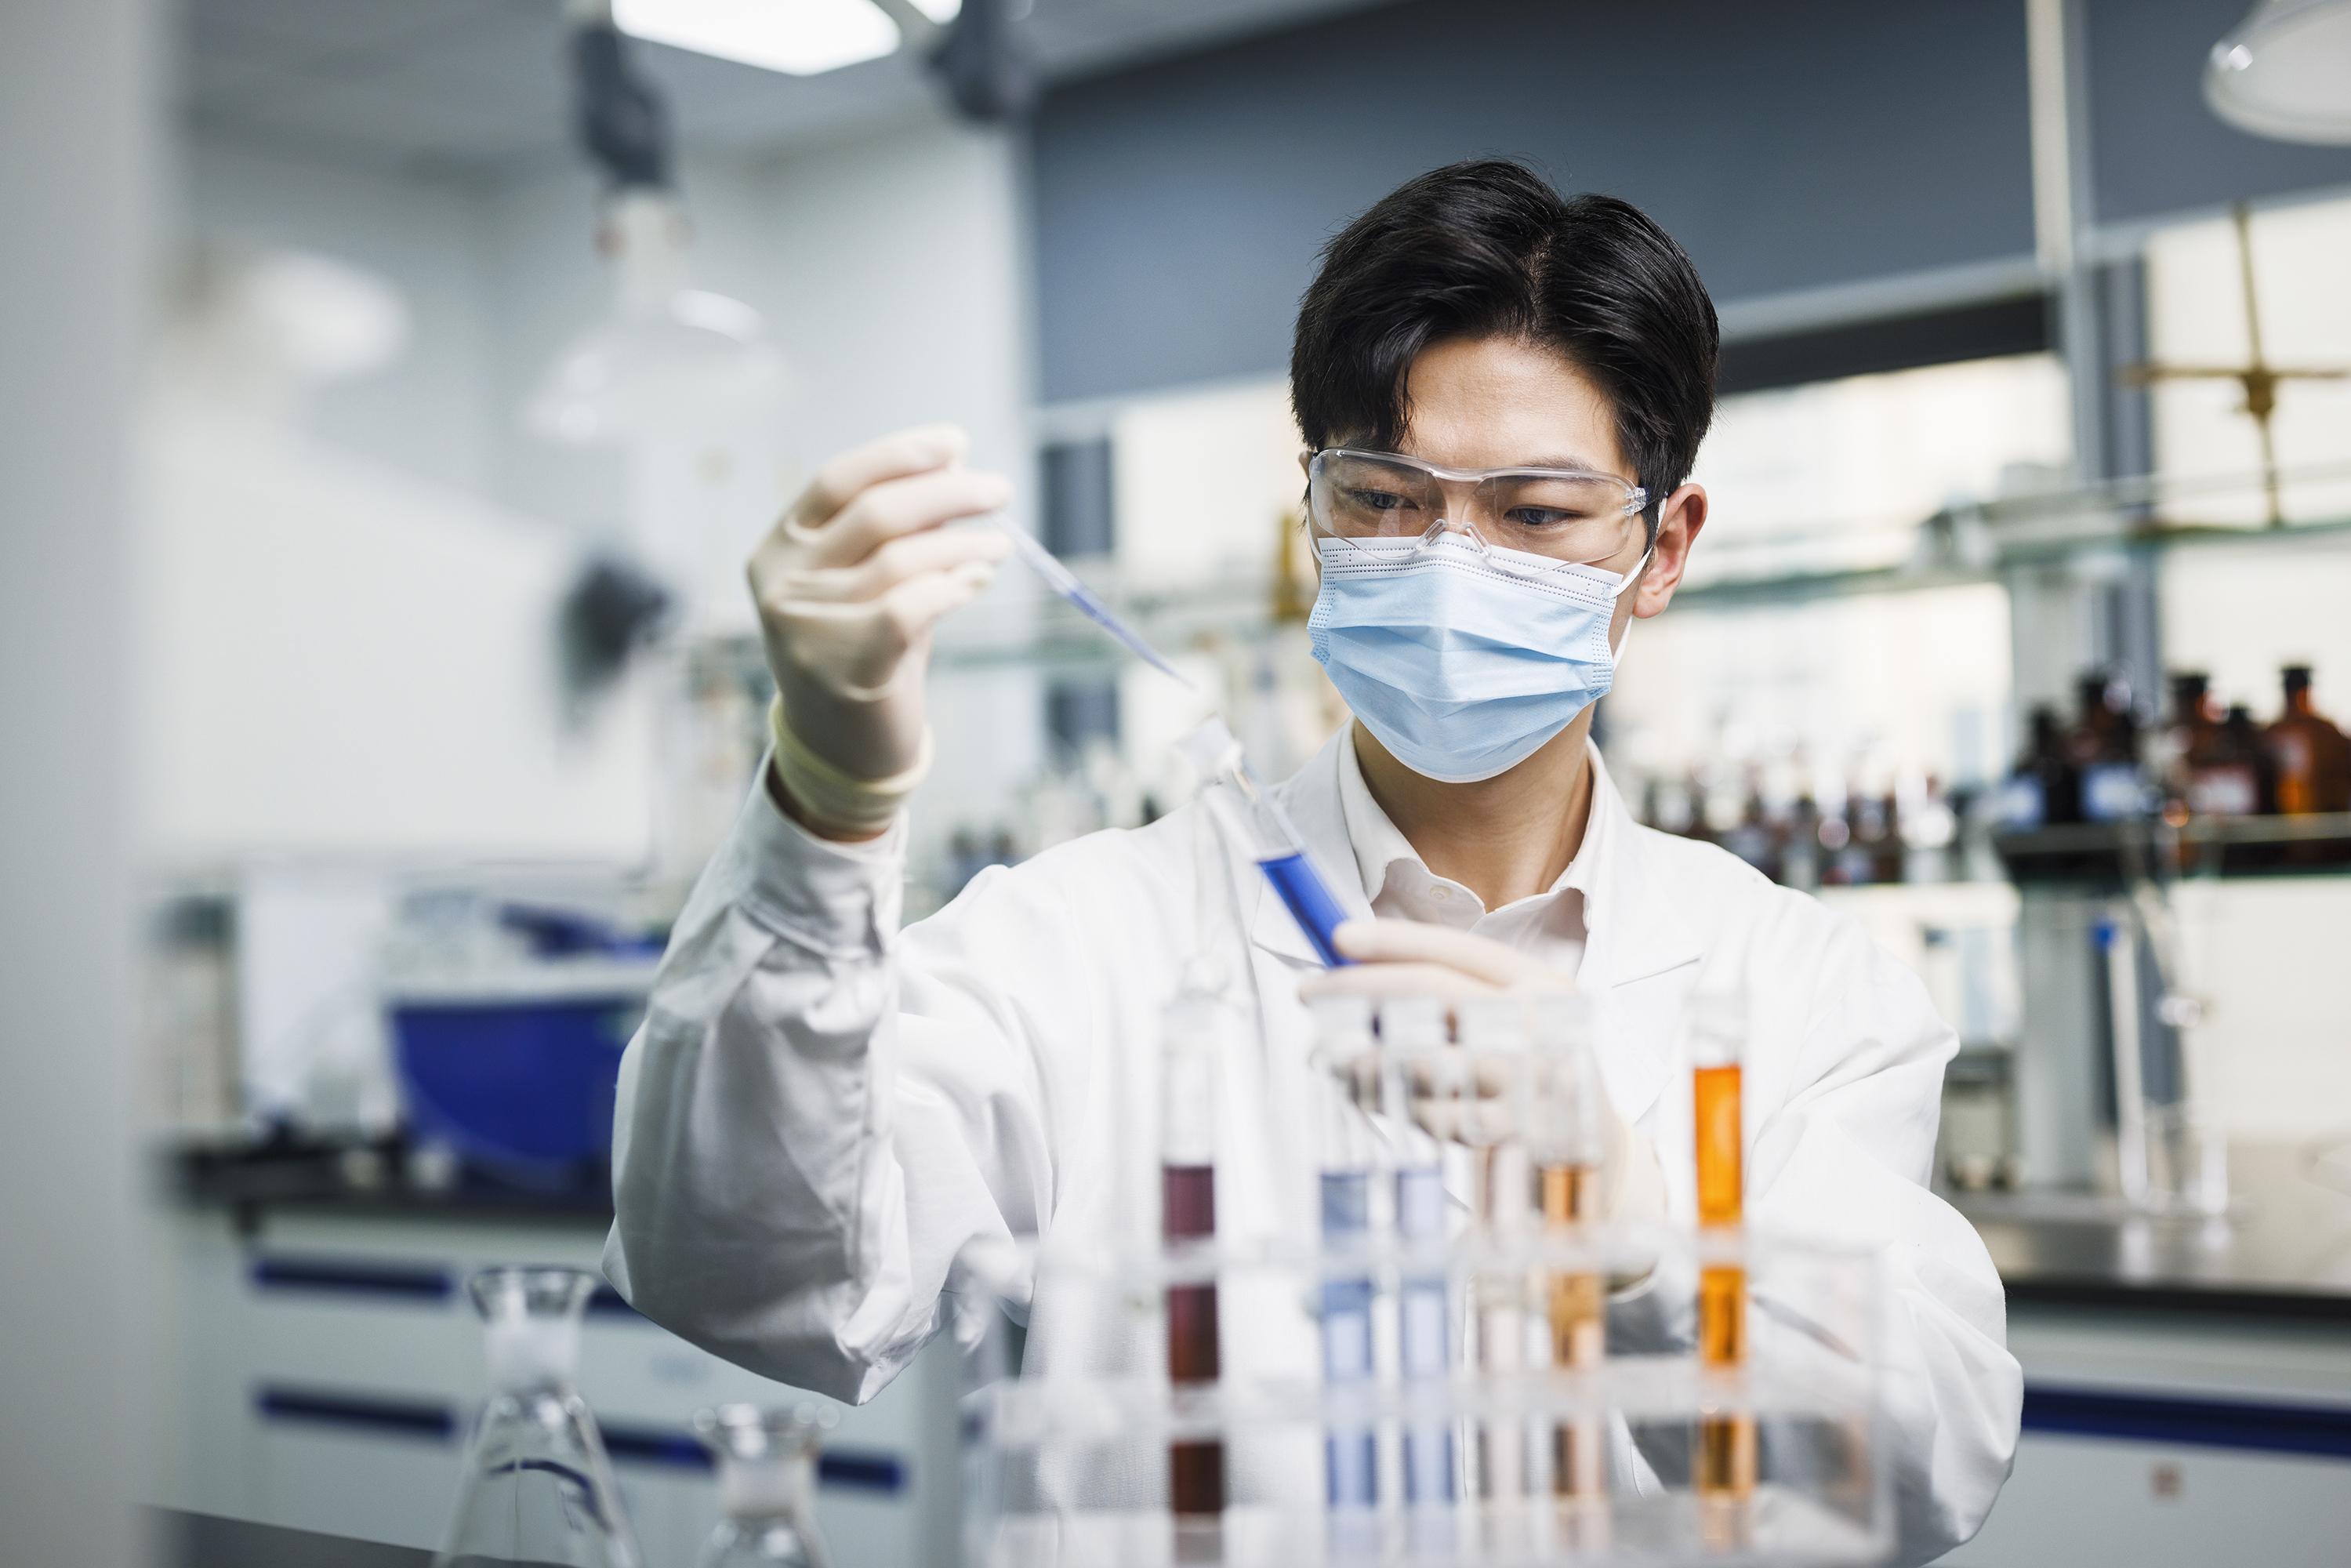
[2070,672,2146,823]
[2012,706,2080,826]
[2264,666,2351,816]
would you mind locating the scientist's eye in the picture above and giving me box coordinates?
[1342,485,1420,516]
[1501,506,1585,532]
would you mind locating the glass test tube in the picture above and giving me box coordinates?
[1528,993,1609,1530]
[1455,996,1532,1525]
[1379,996,1457,1533]
[1689,993,1755,1512]
[1312,994,1380,1543]
[1177,718,1354,968]
[1161,989,1225,1548]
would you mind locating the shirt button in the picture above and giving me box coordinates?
[1428,886,1452,902]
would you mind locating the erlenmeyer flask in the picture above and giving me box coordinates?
[692,1403,838,1568]
[436,1266,641,1568]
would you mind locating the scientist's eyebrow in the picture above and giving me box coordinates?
[1510,453,1620,475]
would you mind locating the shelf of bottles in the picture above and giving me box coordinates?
[1991,664,2351,883]
[957,991,1892,1568]
[1634,661,2351,892]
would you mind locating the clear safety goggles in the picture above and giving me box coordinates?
[1306,447,1653,572]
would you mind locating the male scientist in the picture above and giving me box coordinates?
[604,160,2020,1562]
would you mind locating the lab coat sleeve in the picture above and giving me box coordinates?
[600,765,1064,1406]
[1750,929,2022,1566]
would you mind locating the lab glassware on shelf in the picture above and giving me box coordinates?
[693,1403,840,1568]
[957,989,1892,1568]
[437,1265,642,1568]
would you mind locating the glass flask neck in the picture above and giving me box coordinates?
[695,1404,836,1568]
[469,1265,597,1395]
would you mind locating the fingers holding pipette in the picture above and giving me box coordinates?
[748,423,1017,833]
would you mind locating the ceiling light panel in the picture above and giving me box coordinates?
[614,0,902,78]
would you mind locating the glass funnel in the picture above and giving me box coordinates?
[693,1403,838,1568]
[436,1266,641,1568]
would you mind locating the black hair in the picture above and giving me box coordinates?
[1291,161,1719,514]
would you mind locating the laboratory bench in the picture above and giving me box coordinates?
[161,1139,2351,1566]
[1943,1145,2351,1565]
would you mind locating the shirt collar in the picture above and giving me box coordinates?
[1261,724,1696,993]
[1333,724,1611,916]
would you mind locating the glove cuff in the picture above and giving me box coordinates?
[768,695,934,838]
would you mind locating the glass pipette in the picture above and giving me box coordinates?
[996,521,1197,688]
[996,521,1354,967]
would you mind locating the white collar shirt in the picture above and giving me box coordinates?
[1334,725,1595,968]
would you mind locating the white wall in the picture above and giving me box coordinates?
[183,136,499,498]
[0,0,155,1560]
[168,105,1045,880]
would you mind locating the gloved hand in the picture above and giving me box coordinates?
[747,424,1012,838]
[1297,918,1667,1225]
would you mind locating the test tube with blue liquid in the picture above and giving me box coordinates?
[1177,717,1355,968]
[1379,995,1457,1549]
[1310,993,1380,1556]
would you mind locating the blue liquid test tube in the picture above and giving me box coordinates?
[1177,717,1356,967]
[1311,993,1380,1551]
[1379,996,1457,1530]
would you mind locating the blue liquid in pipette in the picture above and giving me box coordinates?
[1257,851,1354,967]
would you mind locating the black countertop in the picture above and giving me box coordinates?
[175,1138,2351,1323]
[152,1508,430,1568]
[172,1139,613,1230]
[1957,1145,2351,1323]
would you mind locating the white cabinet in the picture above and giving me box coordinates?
[1939,1308,2351,1566]
[153,1206,962,1566]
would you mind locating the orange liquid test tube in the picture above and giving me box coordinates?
[1540,1163,1606,1514]
[1528,991,1610,1544]
[1693,1022,1756,1505]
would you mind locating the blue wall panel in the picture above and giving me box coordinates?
[1032,0,2037,403]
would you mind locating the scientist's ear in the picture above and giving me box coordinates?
[1631,484,1707,619]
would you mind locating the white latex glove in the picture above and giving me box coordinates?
[1298,919,1667,1225]
[747,425,1012,836]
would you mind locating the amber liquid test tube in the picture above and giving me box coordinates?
[1540,1161,1607,1512]
[1692,1001,1756,1506]
[1527,992,1609,1524]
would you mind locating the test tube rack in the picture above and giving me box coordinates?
[959,1222,1890,1568]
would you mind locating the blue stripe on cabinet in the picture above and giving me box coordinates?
[815,1450,906,1494]
[2023,1384,2351,1460]
[252,1386,906,1493]
[597,1421,906,1492]
[247,1258,642,1319]
[256,1385,455,1439]
[249,1257,453,1302]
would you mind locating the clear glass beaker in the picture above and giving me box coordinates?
[436,1265,641,1568]
[693,1403,838,1568]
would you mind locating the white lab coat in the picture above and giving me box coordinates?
[604,729,2020,1563]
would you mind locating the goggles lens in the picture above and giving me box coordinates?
[1308,449,1647,565]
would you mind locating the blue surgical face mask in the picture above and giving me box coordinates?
[1308,532,1647,784]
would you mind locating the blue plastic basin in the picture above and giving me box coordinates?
[390,995,643,1187]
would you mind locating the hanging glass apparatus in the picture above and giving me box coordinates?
[692,1403,839,1568]
[436,1266,641,1568]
